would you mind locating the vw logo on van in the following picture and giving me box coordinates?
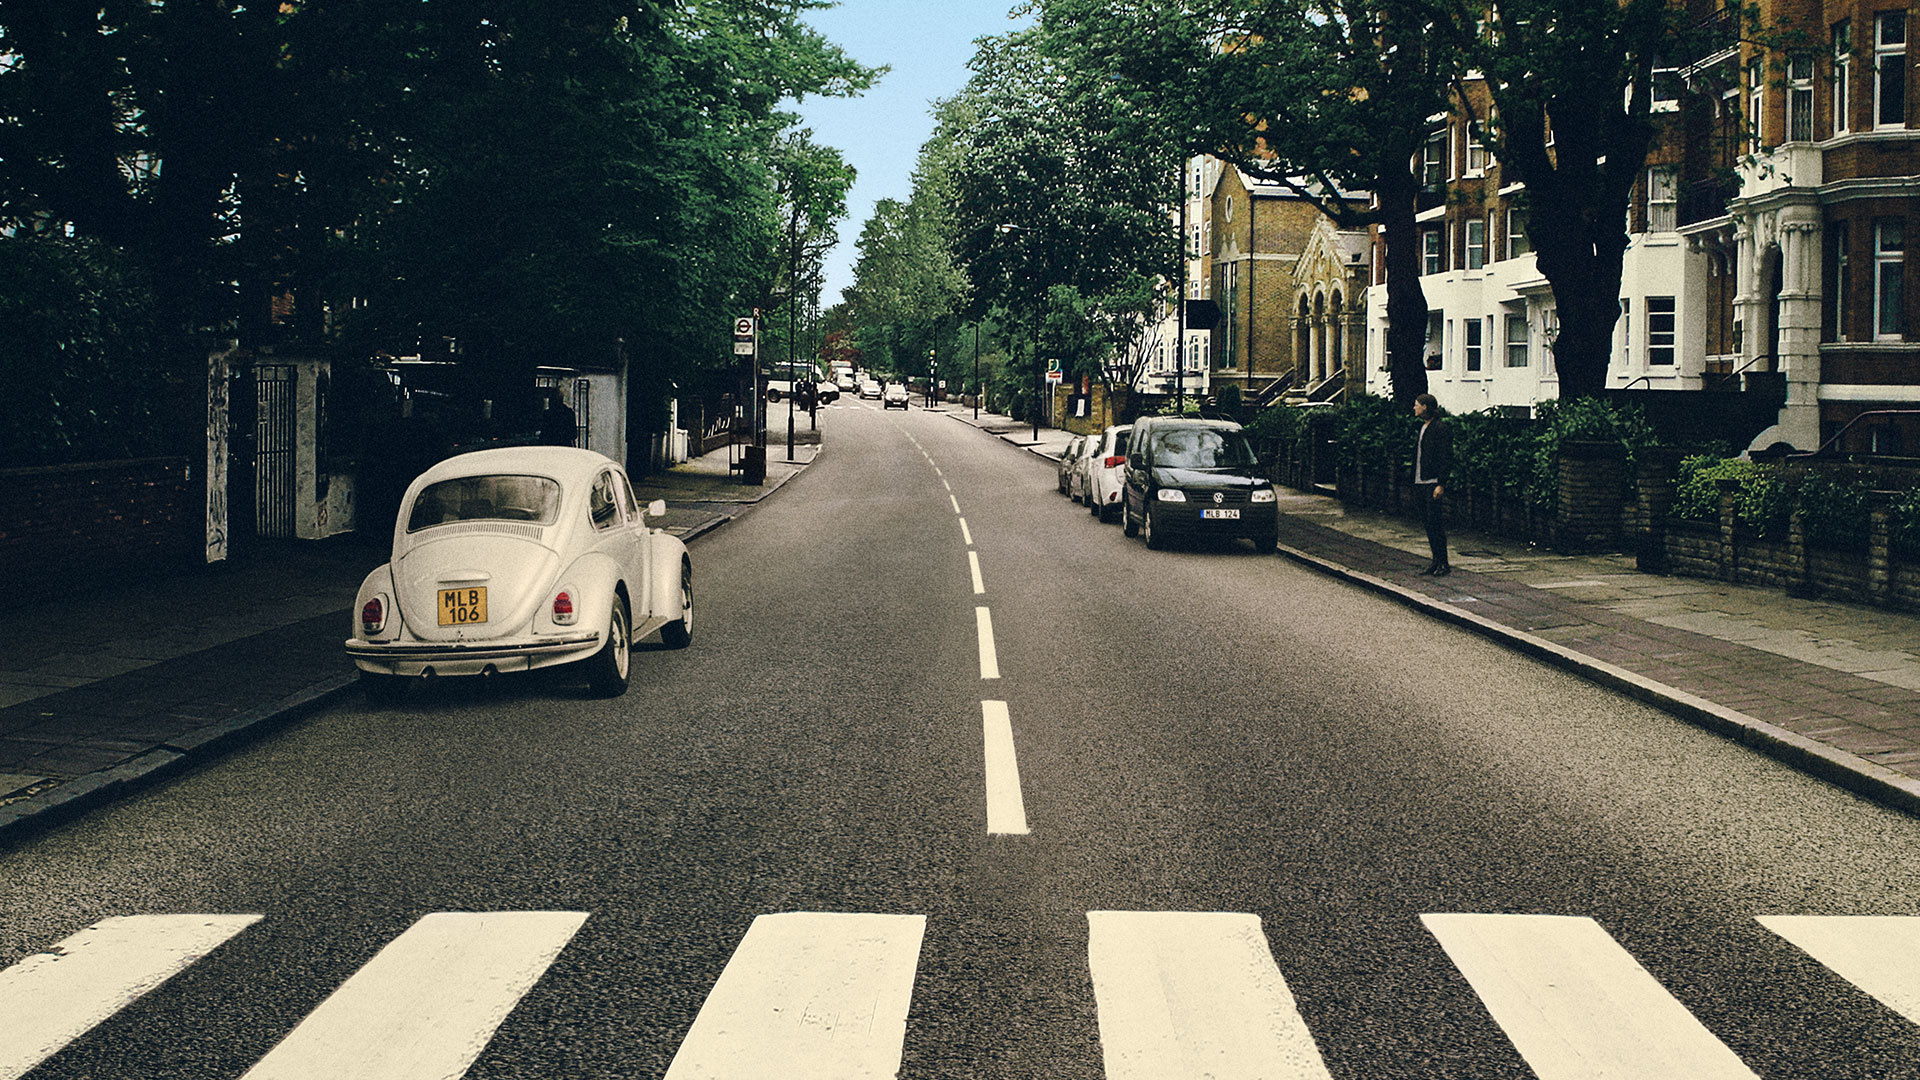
[1213,491,1225,504]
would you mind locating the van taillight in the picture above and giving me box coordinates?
[1104,455,1125,468]
[361,598,385,634]
[553,591,576,624]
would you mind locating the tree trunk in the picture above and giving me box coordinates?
[1376,170,1429,405]
[1535,196,1629,401]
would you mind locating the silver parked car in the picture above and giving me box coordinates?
[1057,434,1087,495]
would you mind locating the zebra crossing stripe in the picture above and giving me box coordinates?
[0,913,262,1080]
[664,912,925,1080]
[240,910,587,1080]
[1759,915,1920,1025]
[1086,911,1334,1080]
[1422,913,1759,1080]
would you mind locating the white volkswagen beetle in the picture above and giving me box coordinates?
[346,446,692,698]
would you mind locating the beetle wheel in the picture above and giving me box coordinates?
[586,596,631,696]
[661,559,693,649]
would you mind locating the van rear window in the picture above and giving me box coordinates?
[408,475,561,531]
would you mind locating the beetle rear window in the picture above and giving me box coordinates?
[407,475,561,531]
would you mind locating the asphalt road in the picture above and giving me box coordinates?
[4,401,1920,1078]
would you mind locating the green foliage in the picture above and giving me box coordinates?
[1526,397,1661,509]
[1894,487,1920,559]
[1450,410,1537,497]
[1244,404,1309,448]
[1333,394,1418,471]
[0,235,173,465]
[1672,457,1790,537]
[1793,471,1872,551]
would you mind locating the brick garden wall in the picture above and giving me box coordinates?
[0,458,199,606]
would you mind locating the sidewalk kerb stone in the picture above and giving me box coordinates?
[1273,540,1920,819]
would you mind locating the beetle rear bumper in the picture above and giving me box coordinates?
[345,632,601,677]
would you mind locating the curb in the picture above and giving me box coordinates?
[1273,540,1920,819]
[944,412,1059,461]
[0,671,359,844]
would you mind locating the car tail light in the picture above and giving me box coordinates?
[361,597,386,635]
[553,590,576,625]
[1104,455,1125,468]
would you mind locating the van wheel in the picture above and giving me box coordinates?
[661,559,693,649]
[586,597,631,696]
[1143,506,1166,550]
[1122,502,1139,537]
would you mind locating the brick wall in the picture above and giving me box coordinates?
[0,458,199,604]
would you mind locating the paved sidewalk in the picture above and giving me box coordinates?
[951,406,1920,815]
[0,440,815,840]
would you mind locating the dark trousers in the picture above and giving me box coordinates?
[1418,483,1447,567]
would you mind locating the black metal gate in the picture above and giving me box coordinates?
[255,364,295,538]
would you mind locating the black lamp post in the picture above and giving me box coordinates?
[972,322,980,420]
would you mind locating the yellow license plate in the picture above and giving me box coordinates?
[438,586,488,626]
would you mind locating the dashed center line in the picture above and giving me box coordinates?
[959,518,973,545]
[975,607,1000,679]
[981,701,1029,835]
[969,551,985,594]
[950,493,962,514]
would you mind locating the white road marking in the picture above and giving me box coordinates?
[0,914,262,1080]
[959,518,973,545]
[1422,913,1758,1080]
[969,551,985,594]
[950,493,962,514]
[664,913,926,1080]
[981,701,1029,834]
[241,911,588,1080]
[1087,911,1332,1079]
[943,478,952,492]
[975,606,1000,679]
[1760,915,1920,1025]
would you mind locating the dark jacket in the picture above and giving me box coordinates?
[1414,418,1452,485]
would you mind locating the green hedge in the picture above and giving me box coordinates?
[1674,457,1920,551]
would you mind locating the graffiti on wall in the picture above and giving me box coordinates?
[205,346,232,563]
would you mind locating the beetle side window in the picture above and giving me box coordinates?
[614,470,642,521]
[589,472,622,530]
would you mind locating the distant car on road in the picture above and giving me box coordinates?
[883,384,910,409]
[346,446,693,699]
[1082,424,1132,522]
[1121,417,1278,552]
[859,380,883,400]
[815,380,840,405]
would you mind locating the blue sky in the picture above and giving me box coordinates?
[792,0,1031,307]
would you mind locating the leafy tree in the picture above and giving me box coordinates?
[1428,0,1703,399]
[1042,0,1452,405]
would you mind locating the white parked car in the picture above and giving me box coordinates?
[346,446,692,699]
[1082,424,1132,522]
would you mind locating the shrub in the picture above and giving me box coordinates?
[1334,393,1416,472]
[1894,487,1920,559]
[1792,471,1872,550]
[1450,410,1535,497]
[1672,457,1790,537]
[1526,397,1660,511]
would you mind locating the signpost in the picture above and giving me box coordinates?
[733,315,764,484]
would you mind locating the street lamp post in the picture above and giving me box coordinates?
[972,322,980,420]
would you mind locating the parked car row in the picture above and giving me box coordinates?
[1058,417,1280,552]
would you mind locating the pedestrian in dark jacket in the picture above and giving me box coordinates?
[539,388,577,447]
[1413,393,1452,576]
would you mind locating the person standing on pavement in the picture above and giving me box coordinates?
[1413,392,1452,576]
[539,387,577,446]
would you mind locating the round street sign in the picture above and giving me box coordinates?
[733,317,755,339]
